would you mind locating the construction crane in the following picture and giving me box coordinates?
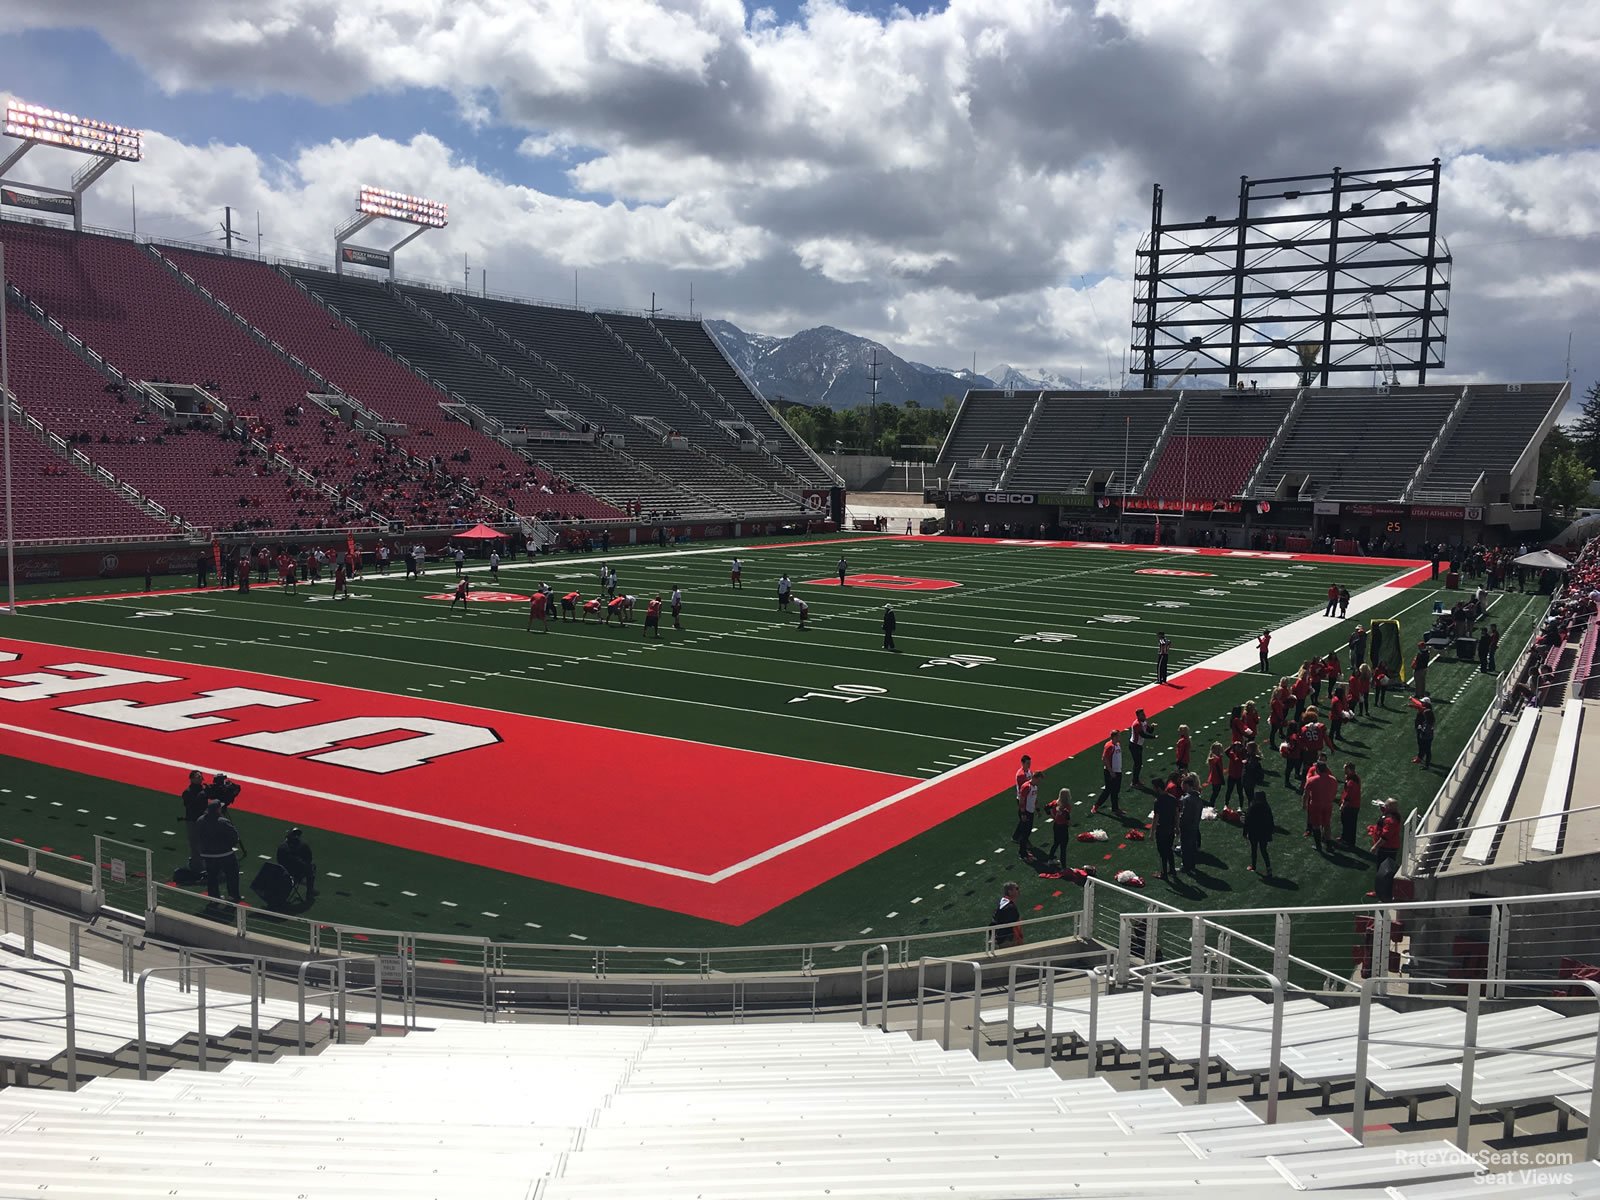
[1364,296,1398,388]
[1161,355,1197,389]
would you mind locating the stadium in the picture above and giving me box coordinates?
[2,9,1600,1195]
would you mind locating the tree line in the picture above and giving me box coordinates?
[781,397,958,461]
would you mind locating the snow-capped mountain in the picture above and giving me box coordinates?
[986,364,1087,391]
[707,320,995,411]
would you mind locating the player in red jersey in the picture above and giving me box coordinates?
[561,590,581,621]
[582,596,602,622]
[605,595,628,625]
[643,594,663,639]
[332,563,348,601]
[282,557,298,595]
[1257,629,1271,673]
[450,576,470,614]
[527,589,550,632]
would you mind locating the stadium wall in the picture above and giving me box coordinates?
[5,519,836,584]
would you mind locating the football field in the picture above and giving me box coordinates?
[0,534,1537,953]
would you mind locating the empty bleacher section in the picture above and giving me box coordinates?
[1264,389,1459,501]
[1143,392,1292,499]
[650,317,836,485]
[3,301,349,534]
[451,294,802,516]
[935,390,1036,486]
[1413,383,1566,503]
[1006,392,1178,493]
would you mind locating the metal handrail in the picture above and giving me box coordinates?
[912,956,985,1057]
[859,944,889,1031]
[0,965,77,1090]
[296,956,374,1055]
[135,963,262,1080]
[998,960,1107,1070]
[1351,975,1600,1159]
[1141,965,1287,1123]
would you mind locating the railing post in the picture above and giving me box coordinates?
[248,961,261,1063]
[1272,912,1290,985]
[1138,970,1154,1090]
[1005,963,1018,1065]
[1352,977,1374,1143]
[1370,907,1387,996]
[1487,904,1510,999]
[1081,880,1097,944]
[1087,968,1100,1077]
[1266,975,1284,1125]
[68,922,80,971]
[1197,971,1213,1103]
[136,972,151,1080]
[1455,980,1481,1150]
[1189,915,1206,985]
[969,962,983,1059]
[1116,914,1134,987]
[21,905,33,958]
[1042,967,1057,1066]
[943,961,954,1049]
[914,958,927,1041]
[196,974,208,1073]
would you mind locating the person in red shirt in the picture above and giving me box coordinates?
[642,594,663,639]
[1205,741,1225,804]
[1174,726,1191,776]
[1015,754,1035,802]
[332,563,348,601]
[1339,762,1363,847]
[1373,662,1390,708]
[1349,666,1369,717]
[1290,666,1312,721]
[528,590,550,632]
[1328,688,1349,748]
[605,595,629,625]
[449,576,470,615]
[1301,753,1337,851]
[1370,798,1403,899]
[1092,731,1124,816]
[561,590,581,621]
[1224,739,1247,805]
[1228,705,1248,746]
[1298,707,1326,767]
[1242,700,1261,742]
[1257,629,1271,673]
[1269,679,1290,745]
[1281,725,1301,788]
[582,596,602,622]
[282,557,297,594]
[1324,583,1339,618]
[1321,651,1342,701]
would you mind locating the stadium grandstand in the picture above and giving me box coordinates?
[6,95,1600,1200]
[0,218,839,547]
[934,382,1566,547]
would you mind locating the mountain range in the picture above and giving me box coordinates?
[706,320,1089,411]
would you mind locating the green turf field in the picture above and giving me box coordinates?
[0,534,1541,958]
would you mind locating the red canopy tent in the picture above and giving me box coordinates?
[450,524,508,540]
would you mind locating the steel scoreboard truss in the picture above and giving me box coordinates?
[0,101,143,231]
[1131,161,1451,389]
[333,185,449,278]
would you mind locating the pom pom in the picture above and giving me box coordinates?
[1114,869,1146,888]
[1126,829,1146,841]
[1220,806,1242,825]
[1076,829,1109,842]
[1201,806,1218,821]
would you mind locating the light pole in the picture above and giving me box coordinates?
[2,241,13,616]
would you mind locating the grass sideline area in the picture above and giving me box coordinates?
[0,533,1539,962]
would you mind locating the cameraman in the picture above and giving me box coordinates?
[179,770,209,875]
[206,773,241,809]
[196,800,246,903]
[276,828,317,900]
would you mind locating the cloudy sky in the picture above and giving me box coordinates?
[0,0,1596,394]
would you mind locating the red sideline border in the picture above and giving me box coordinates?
[0,542,1434,924]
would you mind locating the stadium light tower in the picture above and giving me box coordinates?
[0,100,143,232]
[334,185,448,279]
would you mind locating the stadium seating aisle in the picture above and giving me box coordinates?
[1006,393,1178,493]
[2,304,345,534]
[166,251,620,523]
[650,317,835,485]
[1269,390,1458,500]
[936,390,1038,485]
[1142,392,1291,500]
[1414,383,1566,503]
[0,1019,1548,1198]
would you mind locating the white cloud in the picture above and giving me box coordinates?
[1,0,1597,384]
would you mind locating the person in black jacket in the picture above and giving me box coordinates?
[1178,774,1204,874]
[882,604,897,651]
[1413,697,1435,766]
[1243,789,1274,876]
[276,828,317,899]
[1241,741,1266,799]
[990,882,1022,948]
[1152,776,1178,880]
[179,770,209,874]
[196,802,245,902]
[207,773,241,809]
